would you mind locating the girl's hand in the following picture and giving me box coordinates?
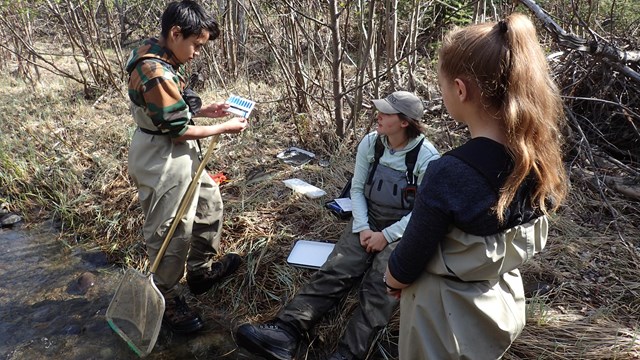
[199,102,230,118]
[384,271,403,299]
[223,117,248,134]
[386,288,402,299]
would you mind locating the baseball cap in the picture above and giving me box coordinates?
[371,91,424,121]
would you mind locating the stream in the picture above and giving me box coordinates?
[0,222,253,360]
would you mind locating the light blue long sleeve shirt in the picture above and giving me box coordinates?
[350,131,440,242]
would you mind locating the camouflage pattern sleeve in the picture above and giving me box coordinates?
[130,59,190,137]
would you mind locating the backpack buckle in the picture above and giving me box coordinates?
[403,185,417,205]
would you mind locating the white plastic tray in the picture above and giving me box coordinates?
[287,240,335,269]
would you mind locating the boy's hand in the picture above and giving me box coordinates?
[199,102,230,118]
[223,117,248,134]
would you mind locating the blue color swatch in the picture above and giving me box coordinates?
[226,94,256,118]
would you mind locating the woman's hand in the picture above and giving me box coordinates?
[222,117,248,134]
[198,102,230,118]
[386,287,402,299]
[365,231,388,253]
[359,230,373,249]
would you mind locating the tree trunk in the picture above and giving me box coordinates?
[328,0,345,138]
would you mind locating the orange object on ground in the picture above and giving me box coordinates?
[209,171,228,184]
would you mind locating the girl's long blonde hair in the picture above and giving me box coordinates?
[439,13,568,221]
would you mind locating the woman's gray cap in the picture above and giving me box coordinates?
[372,91,424,121]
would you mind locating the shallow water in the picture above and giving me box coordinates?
[0,223,253,359]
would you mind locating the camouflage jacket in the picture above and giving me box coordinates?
[125,38,190,137]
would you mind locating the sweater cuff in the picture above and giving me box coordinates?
[382,229,395,243]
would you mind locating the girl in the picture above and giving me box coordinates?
[384,13,568,359]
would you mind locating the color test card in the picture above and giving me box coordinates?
[226,94,256,118]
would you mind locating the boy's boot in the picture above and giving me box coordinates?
[162,295,204,333]
[187,253,242,295]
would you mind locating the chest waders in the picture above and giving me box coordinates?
[364,136,424,231]
[127,58,225,298]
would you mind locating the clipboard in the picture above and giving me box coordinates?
[286,240,335,269]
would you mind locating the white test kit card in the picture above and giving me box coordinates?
[287,240,335,269]
[226,94,256,118]
[283,178,327,198]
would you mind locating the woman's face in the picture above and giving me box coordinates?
[168,27,210,64]
[376,112,408,136]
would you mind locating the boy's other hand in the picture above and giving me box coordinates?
[199,102,230,118]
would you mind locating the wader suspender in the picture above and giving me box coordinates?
[366,136,424,206]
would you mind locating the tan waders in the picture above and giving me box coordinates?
[399,216,548,359]
[128,127,223,300]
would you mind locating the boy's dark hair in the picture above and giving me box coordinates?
[161,1,220,41]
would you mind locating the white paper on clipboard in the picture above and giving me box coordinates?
[287,240,335,269]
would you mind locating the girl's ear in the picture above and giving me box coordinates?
[453,78,468,102]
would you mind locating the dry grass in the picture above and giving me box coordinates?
[1,58,639,360]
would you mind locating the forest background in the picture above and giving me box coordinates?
[1,0,639,358]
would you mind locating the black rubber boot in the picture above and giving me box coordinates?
[162,295,204,334]
[235,320,299,360]
[187,253,242,295]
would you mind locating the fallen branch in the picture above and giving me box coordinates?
[519,0,640,84]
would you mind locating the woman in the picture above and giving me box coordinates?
[236,91,440,360]
[384,14,568,359]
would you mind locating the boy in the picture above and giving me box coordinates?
[126,0,247,333]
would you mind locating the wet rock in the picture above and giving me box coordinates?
[79,251,109,269]
[31,304,57,323]
[0,202,9,216]
[1,213,22,227]
[99,347,115,358]
[61,323,83,335]
[81,317,111,334]
[67,272,96,295]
